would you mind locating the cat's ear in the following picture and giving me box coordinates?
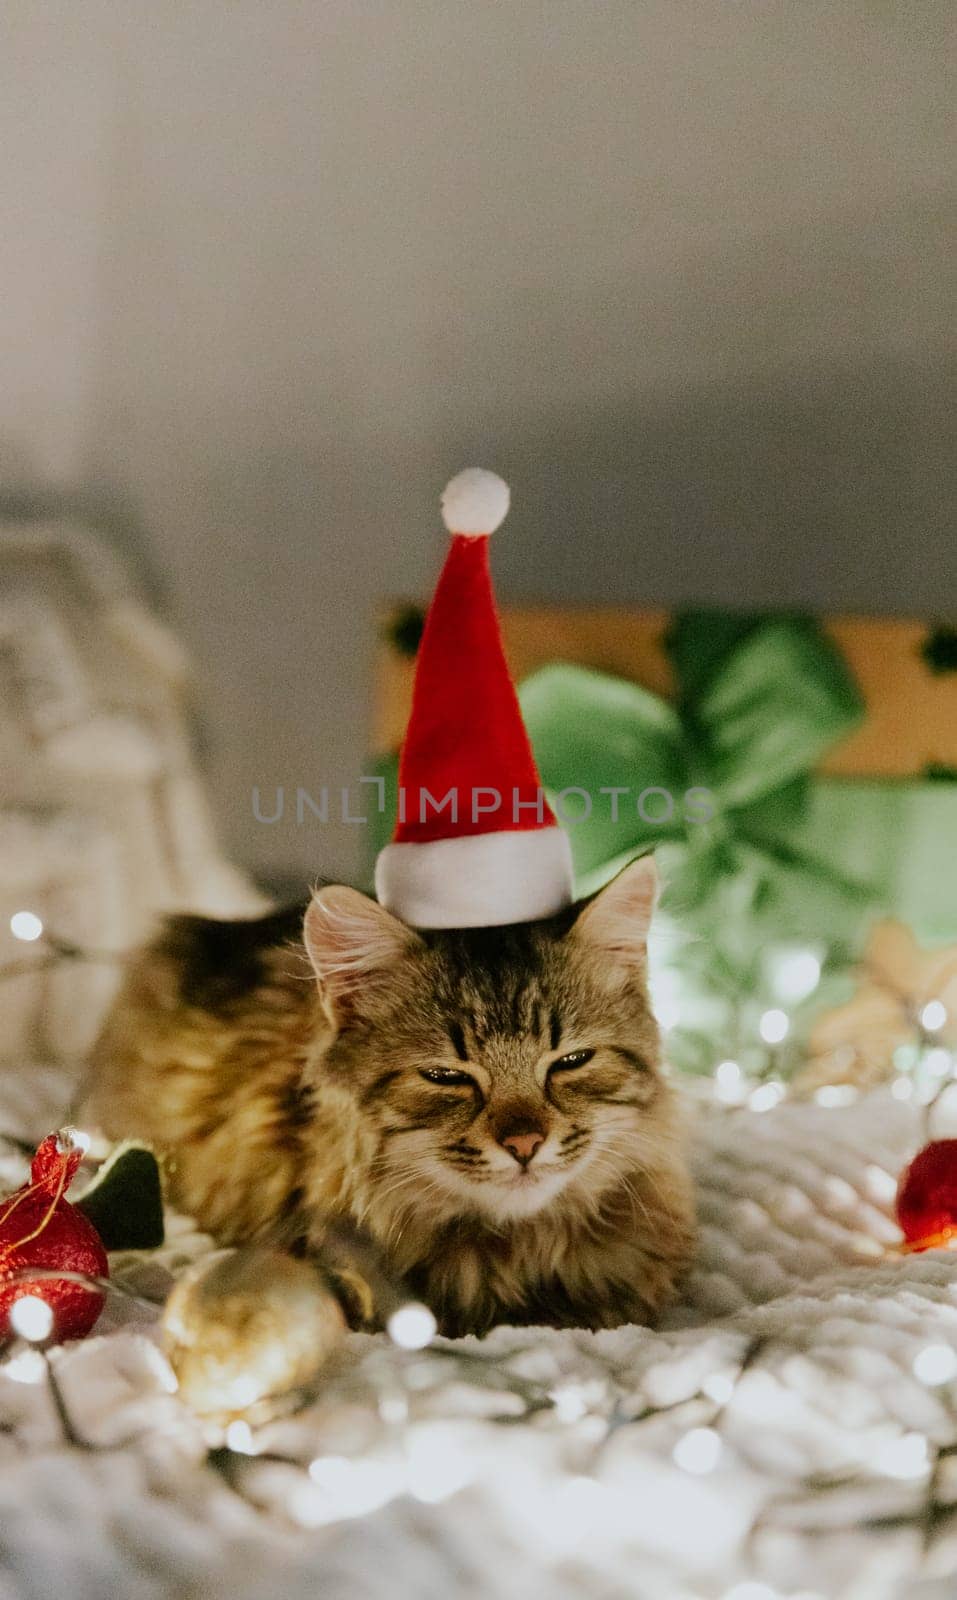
[303,886,421,1021]
[569,855,658,965]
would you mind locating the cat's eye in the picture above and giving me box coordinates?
[549,1049,596,1073]
[420,1067,475,1088]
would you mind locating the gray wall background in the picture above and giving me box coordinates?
[3,2,954,889]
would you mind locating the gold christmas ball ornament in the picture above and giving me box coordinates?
[162,1247,347,1419]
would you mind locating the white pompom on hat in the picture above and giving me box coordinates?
[440,468,511,538]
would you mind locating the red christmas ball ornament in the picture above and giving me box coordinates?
[896,1139,957,1251]
[0,1130,108,1342]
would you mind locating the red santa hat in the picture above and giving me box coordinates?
[375,468,574,929]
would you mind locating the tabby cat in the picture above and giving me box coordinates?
[85,856,695,1336]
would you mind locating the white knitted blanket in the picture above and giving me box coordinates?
[1,1072,954,1600]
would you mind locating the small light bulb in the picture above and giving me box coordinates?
[9,1295,54,1343]
[748,1082,784,1113]
[891,1076,914,1101]
[551,1383,589,1423]
[769,946,822,1005]
[702,1372,735,1405]
[387,1302,437,1350]
[921,1000,948,1033]
[672,1426,722,1475]
[925,1048,953,1079]
[913,1343,957,1386]
[813,1085,859,1107]
[224,1419,256,1454]
[378,1394,409,1425]
[759,1009,789,1045]
[9,911,43,943]
[714,1060,743,1102]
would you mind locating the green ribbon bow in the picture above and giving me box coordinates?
[517,612,870,953]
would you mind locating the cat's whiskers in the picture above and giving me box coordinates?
[369,1168,456,1250]
[583,1143,678,1240]
[564,1143,644,1219]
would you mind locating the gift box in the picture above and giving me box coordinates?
[370,608,957,1080]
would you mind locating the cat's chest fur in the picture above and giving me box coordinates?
[392,1194,691,1337]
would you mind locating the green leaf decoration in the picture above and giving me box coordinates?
[384,604,426,659]
[920,627,957,675]
[664,611,764,704]
[75,1142,165,1251]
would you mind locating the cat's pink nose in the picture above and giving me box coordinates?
[501,1129,545,1167]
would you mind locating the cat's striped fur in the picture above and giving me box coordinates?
[85,858,695,1336]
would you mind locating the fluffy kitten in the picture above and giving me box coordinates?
[85,856,695,1336]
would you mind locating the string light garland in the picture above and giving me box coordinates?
[9,1294,54,1342]
[386,1302,437,1350]
[9,910,44,943]
[682,937,957,1117]
[5,1275,957,1591]
[0,1177,956,1600]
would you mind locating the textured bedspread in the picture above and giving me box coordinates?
[1,1071,954,1600]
